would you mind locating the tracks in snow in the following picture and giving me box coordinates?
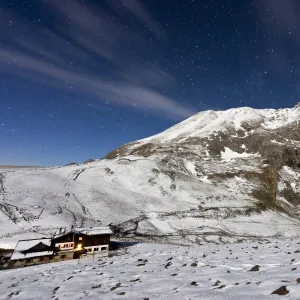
[0,172,31,225]
[0,173,5,194]
[56,168,95,228]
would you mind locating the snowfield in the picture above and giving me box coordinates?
[1,158,300,246]
[1,105,300,299]
[1,105,300,246]
[0,239,300,299]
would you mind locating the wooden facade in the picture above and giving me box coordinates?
[5,227,113,269]
[52,227,112,257]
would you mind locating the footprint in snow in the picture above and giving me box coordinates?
[91,284,102,289]
[213,280,221,286]
[190,261,198,267]
[111,283,121,291]
[249,265,260,272]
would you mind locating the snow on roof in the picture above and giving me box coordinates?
[10,238,53,261]
[53,229,72,238]
[74,227,113,236]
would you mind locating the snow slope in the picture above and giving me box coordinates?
[1,105,300,245]
[1,156,300,247]
[0,239,300,299]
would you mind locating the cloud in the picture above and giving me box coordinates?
[254,1,299,57]
[254,0,300,89]
[0,0,194,120]
[257,0,296,33]
[107,0,166,40]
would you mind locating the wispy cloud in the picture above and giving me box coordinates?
[0,0,194,119]
[107,0,166,40]
[254,0,300,76]
[257,0,297,33]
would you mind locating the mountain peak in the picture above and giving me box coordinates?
[134,105,300,145]
[294,102,300,109]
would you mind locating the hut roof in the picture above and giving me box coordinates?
[74,227,113,236]
[10,238,54,260]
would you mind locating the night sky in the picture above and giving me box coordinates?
[1,0,299,166]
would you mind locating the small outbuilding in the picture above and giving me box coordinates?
[10,238,55,268]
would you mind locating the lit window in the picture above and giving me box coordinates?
[87,248,92,252]
[79,237,82,240]
[77,243,82,250]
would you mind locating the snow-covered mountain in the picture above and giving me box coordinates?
[1,105,300,246]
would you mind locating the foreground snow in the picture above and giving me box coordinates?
[1,239,300,299]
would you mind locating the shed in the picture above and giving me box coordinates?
[10,238,55,267]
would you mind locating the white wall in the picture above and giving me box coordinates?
[55,242,74,250]
[84,244,109,254]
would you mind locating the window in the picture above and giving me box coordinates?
[87,248,92,252]
[101,247,107,251]
[94,248,99,252]
[60,255,66,259]
[79,237,82,240]
[26,258,31,263]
